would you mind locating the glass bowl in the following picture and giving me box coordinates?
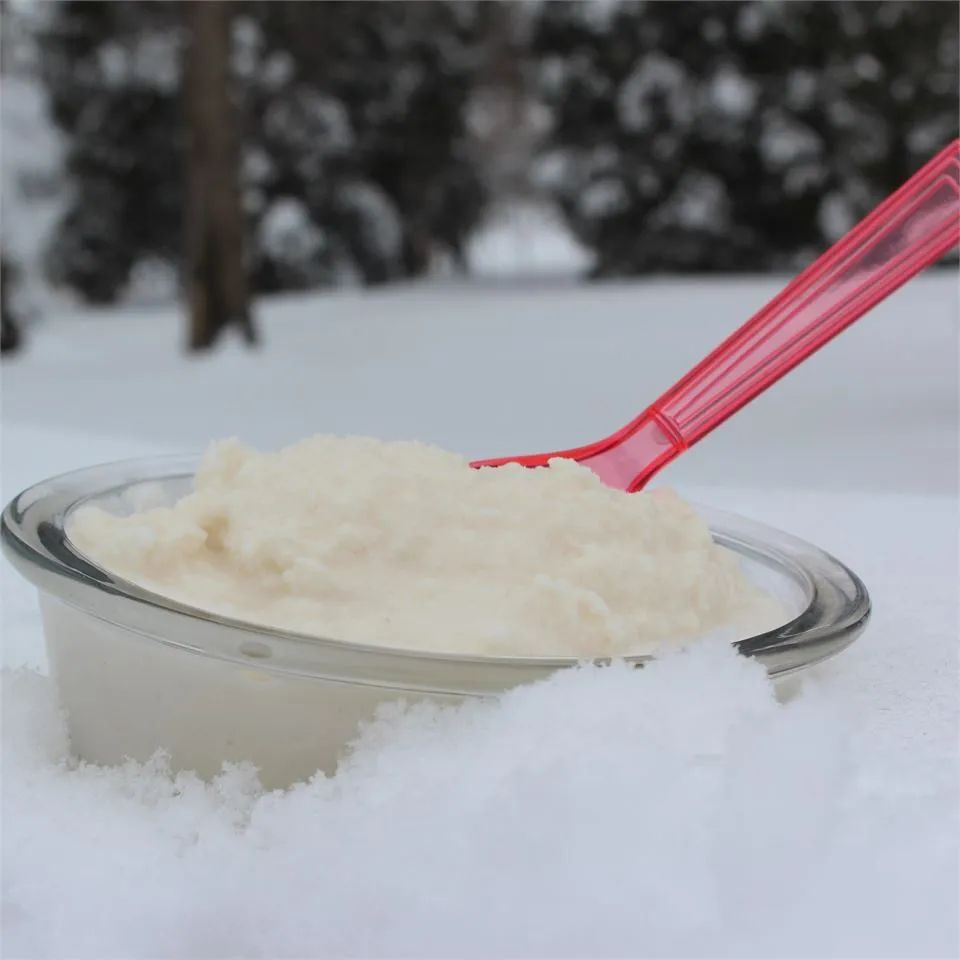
[2,455,870,788]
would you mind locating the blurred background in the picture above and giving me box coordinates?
[2,0,957,352]
[1,0,957,501]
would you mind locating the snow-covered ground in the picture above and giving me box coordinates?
[2,274,958,957]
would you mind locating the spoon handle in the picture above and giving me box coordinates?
[473,140,960,493]
[642,140,960,449]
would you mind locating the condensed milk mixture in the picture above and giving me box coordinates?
[69,436,782,657]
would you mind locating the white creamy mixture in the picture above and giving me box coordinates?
[69,436,782,657]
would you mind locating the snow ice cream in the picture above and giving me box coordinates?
[69,435,783,657]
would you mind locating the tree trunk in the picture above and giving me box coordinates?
[1,256,23,355]
[182,0,256,350]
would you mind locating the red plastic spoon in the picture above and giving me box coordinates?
[472,139,960,491]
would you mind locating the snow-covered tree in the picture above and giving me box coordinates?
[35,0,488,303]
[1,0,66,334]
[37,1,182,303]
[30,0,959,299]
[246,1,487,284]
[530,0,959,276]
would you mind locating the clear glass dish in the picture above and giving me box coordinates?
[2,455,870,788]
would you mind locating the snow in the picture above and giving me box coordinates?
[617,55,693,133]
[785,68,819,111]
[578,178,630,219]
[736,2,768,42]
[818,191,857,242]
[650,172,730,231]
[0,71,66,310]
[263,89,354,164]
[338,181,402,262]
[577,0,626,32]
[261,51,295,92]
[458,200,593,279]
[258,197,326,265]
[97,34,181,93]
[759,115,822,168]
[2,274,958,957]
[705,65,758,119]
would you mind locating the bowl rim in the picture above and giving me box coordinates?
[1,454,871,695]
